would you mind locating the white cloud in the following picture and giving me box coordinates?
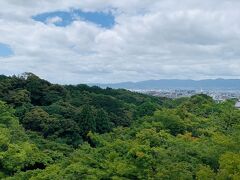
[46,16,63,25]
[0,0,240,84]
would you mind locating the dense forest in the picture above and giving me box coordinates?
[0,73,239,179]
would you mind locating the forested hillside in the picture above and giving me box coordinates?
[0,73,239,179]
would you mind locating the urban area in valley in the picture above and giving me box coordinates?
[133,89,240,102]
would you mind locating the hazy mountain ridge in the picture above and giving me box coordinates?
[93,79,240,90]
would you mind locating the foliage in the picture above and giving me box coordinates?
[0,74,239,179]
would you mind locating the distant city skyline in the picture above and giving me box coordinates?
[135,89,240,102]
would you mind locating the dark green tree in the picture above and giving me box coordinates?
[75,105,96,137]
[95,109,111,133]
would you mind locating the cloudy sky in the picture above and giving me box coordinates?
[0,0,240,84]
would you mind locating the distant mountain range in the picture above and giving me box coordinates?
[92,79,240,90]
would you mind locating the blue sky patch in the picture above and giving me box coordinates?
[33,10,115,28]
[0,43,13,57]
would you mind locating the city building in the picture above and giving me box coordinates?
[235,101,240,109]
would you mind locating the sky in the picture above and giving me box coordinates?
[0,0,240,84]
